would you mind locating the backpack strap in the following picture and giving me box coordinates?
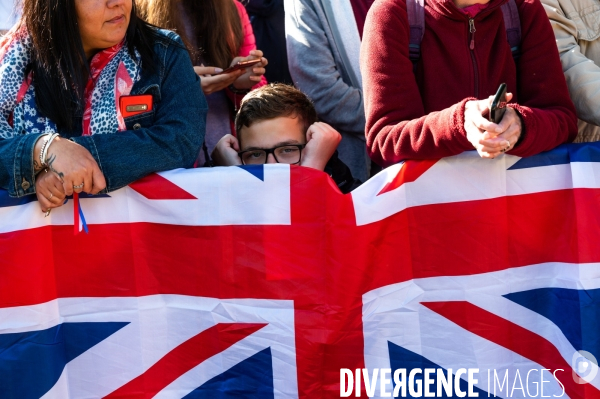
[407,0,521,70]
[407,0,425,69]
[500,0,521,59]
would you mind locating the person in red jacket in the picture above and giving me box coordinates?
[360,0,578,166]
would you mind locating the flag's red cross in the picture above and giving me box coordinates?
[2,162,600,398]
[129,173,197,200]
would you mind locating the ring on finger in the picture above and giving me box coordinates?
[73,183,84,190]
[47,192,53,200]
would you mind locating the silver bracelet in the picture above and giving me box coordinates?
[40,133,59,166]
[38,134,52,167]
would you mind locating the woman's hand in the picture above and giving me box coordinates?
[36,136,106,196]
[212,134,242,166]
[301,122,341,171]
[490,102,522,152]
[194,66,245,96]
[35,169,67,212]
[464,93,522,159]
[232,50,268,91]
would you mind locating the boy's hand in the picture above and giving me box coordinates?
[301,122,341,171]
[212,135,242,166]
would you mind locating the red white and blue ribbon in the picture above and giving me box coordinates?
[72,193,89,235]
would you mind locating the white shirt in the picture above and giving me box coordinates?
[0,0,18,31]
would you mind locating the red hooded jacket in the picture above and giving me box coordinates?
[360,0,578,165]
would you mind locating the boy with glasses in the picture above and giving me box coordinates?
[212,83,361,193]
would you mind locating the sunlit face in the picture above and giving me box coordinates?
[239,116,307,164]
[75,0,132,59]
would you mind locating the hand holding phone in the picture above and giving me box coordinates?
[465,88,521,159]
[489,83,507,124]
[214,59,262,76]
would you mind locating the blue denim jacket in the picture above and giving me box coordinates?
[0,30,207,197]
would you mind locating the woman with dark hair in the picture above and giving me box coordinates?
[0,0,207,213]
[138,0,268,165]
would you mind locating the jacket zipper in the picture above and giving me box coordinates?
[468,18,479,98]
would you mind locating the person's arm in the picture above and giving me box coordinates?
[0,39,104,200]
[227,1,268,108]
[238,1,268,87]
[0,130,45,197]
[504,0,577,157]
[70,37,208,192]
[0,34,48,197]
[542,0,600,127]
[360,0,474,166]
[284,0,365,135]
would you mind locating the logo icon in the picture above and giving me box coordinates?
[572,350,598,384]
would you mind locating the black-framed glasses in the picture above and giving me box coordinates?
[238,144,306,165]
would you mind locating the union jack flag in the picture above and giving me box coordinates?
[0,143,599,398]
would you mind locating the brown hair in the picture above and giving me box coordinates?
[137,0,243,68]
[235,84,318,137]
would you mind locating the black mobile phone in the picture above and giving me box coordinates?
[489,83,507,124]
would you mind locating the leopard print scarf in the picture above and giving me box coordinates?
[0,27,141,139]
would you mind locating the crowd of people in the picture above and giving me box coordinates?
[0,0,598,214]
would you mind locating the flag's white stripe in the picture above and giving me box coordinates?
[156,320,299,399]
[5,152,599,232]
[362,262,600,397]
[0,200,45,234]
[468,293,600,389]
[352,151,600,226]
[40,296,215,398]
[5,296,297,399]
[0,165,292,234]
[367,304,567,399]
